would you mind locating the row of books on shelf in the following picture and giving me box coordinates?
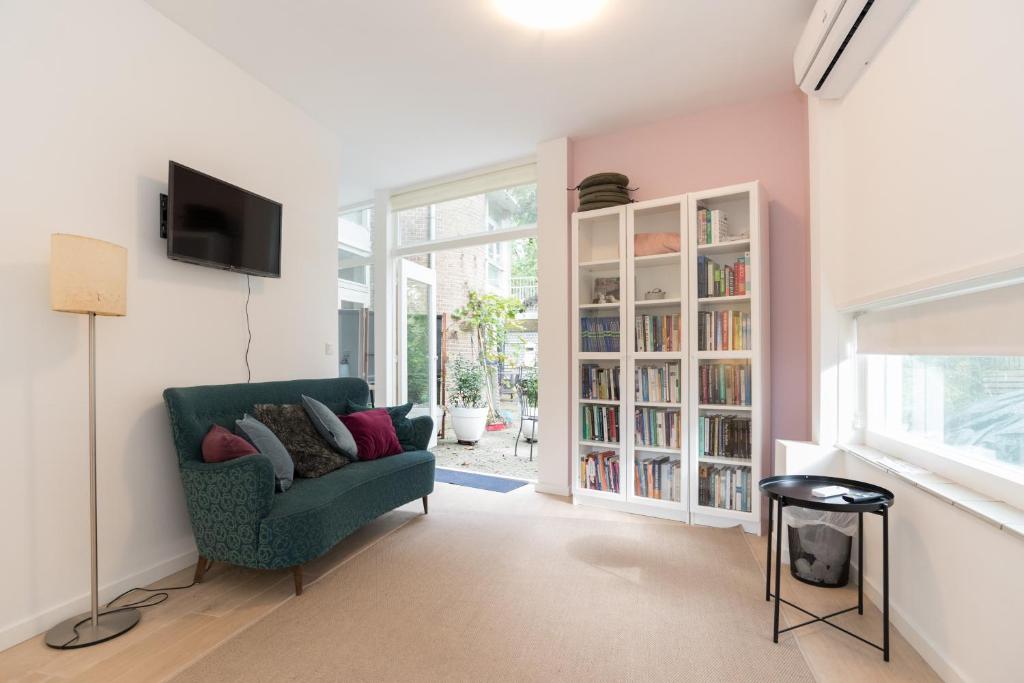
[635,408,681,448]
[581,451,620,493]
[698,414,752,459]
[697,309,751,351]
[698,363,752,406]
[696,208,747,245]
[635,314,682,352]
[581,363,621,401]
[697,254,750,298]
[635,363,682,403]
[580,317,621,353]
[698,464,752,512]
[635,456,681,502]
[580,404,619,443]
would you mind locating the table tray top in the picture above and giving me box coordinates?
[759,474,894,512]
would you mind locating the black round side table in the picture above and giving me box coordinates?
[759,475,895,661]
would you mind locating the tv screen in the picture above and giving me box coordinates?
[167,162,282,278]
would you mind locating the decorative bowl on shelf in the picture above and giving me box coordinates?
[644,289,666,300]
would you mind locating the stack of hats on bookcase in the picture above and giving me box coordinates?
[573,172,633,212]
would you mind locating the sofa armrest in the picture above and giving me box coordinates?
[407,415,435,451]
[179,455,276,565]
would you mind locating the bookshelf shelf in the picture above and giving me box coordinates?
[698,403,753,411]
[696,350,753,360]
[634,253,680,266]
[699,456,753,466]
[634,297,682,307]
[580,440,620,449]
[698,294,751,304]
[571,185,769,532]
[696,238,750,255]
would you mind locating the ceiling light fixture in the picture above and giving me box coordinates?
[495,0,606,30]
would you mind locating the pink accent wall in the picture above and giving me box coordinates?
[571,90,811,442]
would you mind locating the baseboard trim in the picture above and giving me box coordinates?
[858,569,967,683]
[0,548,198,654]
[533,481,570,497]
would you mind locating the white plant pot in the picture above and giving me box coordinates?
[450,406,488,443]
[523,420,539,442]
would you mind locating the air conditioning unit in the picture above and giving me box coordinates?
[794,0,915,99]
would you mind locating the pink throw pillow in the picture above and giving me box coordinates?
[202,424,258,463]
[338,408,404,461]
[634,232,681,257]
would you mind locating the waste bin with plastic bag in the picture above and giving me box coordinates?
[785,508,858,587]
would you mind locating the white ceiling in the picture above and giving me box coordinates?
[146,0,814,205]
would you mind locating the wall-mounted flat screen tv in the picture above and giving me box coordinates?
[167,161,282,278]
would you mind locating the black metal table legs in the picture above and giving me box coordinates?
[766,501,890,660]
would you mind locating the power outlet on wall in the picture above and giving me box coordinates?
[325,342,334,356]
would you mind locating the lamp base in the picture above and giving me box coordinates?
[44,608,141,649]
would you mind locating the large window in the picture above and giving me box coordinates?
[395,183,537,247]
[864,354,1024,475]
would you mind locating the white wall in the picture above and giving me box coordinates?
[0,0,341,650]
[534,138,572,495]
[808,1,1024,680]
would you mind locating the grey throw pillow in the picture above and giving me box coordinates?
[235,414,294,492]
[253,404,349,478]
[301,394,358,460]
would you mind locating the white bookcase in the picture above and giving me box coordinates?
[571,182,770,533]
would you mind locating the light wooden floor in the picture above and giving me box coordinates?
[1,483,939,682]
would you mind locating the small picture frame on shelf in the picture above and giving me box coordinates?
[592,277,619,304]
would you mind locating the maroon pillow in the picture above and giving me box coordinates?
[338,408,403,461]
[201,424,258,463]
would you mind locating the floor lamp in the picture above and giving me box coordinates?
[45,234,140,649]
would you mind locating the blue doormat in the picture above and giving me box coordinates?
[435,468,529,493]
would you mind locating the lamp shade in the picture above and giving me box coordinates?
[50,234,127,316]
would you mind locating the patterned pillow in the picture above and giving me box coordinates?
[253,404,349,478]
[343,400,417,451]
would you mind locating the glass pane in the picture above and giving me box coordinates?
[397,184,537,247]
[405,279,431,409]
[866,354,1024,473]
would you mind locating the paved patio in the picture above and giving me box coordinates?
[433,400,538,481]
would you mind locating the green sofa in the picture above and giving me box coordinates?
[163,377,434,594]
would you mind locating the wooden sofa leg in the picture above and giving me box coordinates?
[422,496,428,515]
[291,565,303,596]
[194,556,210,583]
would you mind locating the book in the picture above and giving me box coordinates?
[634,314,681,352]
[634,408,681,448]
[698,363,752,406]
[581,450,620,493]
[697,309,751,351]
[580,316,621,353]
[698,414,752,459]
[634,362,681,403]
[697,252,751,298]
[698,463,752,512]
[634,455,680,501]
[581,363,621,400]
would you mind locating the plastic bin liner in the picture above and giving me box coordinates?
[784,508,856,587]
[784,507,857,535]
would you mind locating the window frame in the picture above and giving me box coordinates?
[851,318,1024,510]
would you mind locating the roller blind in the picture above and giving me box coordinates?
[856,283,1024,356]
[389,162,536,212]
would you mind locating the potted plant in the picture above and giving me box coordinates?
[446,356,488,444]
[519,373,539,442]
[450,290,525,426]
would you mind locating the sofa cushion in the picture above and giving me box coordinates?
[301,394,358,460]
[256,450,435,568]
[344,401,420,452]
[201,424,257,463]
[235,414,294,492]
[254,404,349,478]
[339,408,403,460]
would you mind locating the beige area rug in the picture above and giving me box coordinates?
[174,508,813,682]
